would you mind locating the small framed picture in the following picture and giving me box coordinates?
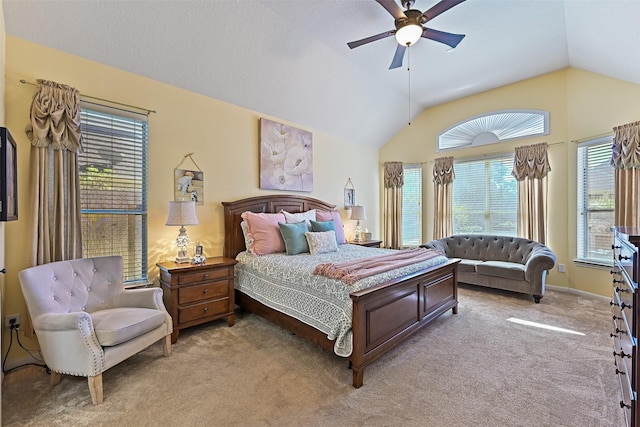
[192,243,206,265]
[195,244,203,256]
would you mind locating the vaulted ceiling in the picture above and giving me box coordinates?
[4,0,639,148]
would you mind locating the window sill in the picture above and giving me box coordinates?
[572,259,612,270]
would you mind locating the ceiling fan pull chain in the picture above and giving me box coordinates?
[407,46,411,126]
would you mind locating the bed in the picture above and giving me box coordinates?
[222,194,460,387]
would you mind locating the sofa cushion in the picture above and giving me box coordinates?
[458,259,483,273]
[92,307,166,346]
[476,261,525,281]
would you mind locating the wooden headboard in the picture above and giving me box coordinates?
[221,194,336,259]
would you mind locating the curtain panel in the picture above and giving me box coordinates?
[383,162,403,249]
[612,121,640,227]
[26,79,83,264]
[433,157,454,239]
[512,143,550,244]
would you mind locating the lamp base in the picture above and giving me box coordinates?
[175,256,191,264]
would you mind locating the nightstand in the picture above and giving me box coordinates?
[348,239,383,248]
[157,257,237,343]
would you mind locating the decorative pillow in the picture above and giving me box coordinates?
[282,209,316,226]
[305,230,338,255]
[310,219,335,233]
[239,221,254,253]
[316,211,346,244]
[240,211,286,255]
[278,222,310,255]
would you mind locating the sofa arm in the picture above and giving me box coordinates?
[421,240,447,256]
[523,246,556,285]
[120,287,166,311]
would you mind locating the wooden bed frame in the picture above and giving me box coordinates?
[222,194,459,388]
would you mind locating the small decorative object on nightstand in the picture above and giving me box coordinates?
[349,239,382,248]
[157,257,237,343]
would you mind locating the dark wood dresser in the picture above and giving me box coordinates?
[612,226,640,427]
[157,257,237,343]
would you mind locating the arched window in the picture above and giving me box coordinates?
[438,109,549,152]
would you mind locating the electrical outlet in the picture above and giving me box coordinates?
[5,314,21,328]
[558,264,566,273]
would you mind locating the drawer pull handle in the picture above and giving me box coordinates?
[615,286,628,293]
[614,350,632,359]
[203,289,209,294]
[614,327,627,335]
[204,274,209,278]
[620,401,631,409]
[612,279,625,284]
[618,254,631,261]
[203,307,209,312]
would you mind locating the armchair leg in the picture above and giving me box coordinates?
[50,371,62,386]
[88,374,103,405]
[163,335,172,357]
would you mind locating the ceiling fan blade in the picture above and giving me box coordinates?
[389,44,407,69]
[422,28,465,48]
[422,0,466,23]
[347,30,394,49]
[375,0,407,20]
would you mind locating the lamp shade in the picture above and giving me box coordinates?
[350,205,367,221]
[165,201,199,226]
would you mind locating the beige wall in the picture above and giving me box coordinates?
[381,68,640,297]
[2,36,380,366]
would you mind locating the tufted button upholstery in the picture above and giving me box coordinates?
[421,235,556,303]
[18,256,173,405]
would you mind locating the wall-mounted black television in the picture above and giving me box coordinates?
[0,127,17,221]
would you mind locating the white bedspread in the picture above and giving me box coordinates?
[235,244,449,357]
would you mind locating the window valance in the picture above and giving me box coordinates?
[611,121,640,170]
[512,142,550,181]
[25,79,82,152]
[433,156,455,185]
[384,162,404,188]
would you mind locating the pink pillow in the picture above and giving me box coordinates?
[240,212,286,255]
[316,211,346,244]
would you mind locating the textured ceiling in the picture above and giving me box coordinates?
[4,0,639,148]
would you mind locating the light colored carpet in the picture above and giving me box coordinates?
[2,285,624,427]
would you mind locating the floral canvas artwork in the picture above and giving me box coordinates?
[260,118,313,192]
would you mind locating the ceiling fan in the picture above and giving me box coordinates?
[347,0,467,70]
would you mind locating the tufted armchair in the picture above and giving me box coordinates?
[18,256,173,405]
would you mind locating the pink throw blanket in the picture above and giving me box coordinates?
[313,247,442,285]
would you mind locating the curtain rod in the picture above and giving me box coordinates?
[19,79,156,115]
[571,132,613,144]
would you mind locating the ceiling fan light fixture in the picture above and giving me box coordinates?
[394,23,422,46]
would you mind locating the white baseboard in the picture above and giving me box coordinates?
[546,284,610,302]
[3,354,44,372]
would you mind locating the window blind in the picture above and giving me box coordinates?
[78,107,149,283]
[402,164,422,247]
[452,155,517,235]
[577,137,614,264]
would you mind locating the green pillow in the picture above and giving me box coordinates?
[278,222,310,255]
[310,219,335,233]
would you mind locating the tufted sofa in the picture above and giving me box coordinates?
[421,235,556,303]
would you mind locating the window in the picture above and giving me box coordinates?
[402,164,422,247]
[577,136,614,264]
[452,154,517,235]
[78,105,149,284]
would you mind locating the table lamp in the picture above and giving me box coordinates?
[165,201,199,263]
[350,205,367,242]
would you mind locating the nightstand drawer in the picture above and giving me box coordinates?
[178,267,232,285]
[179,280,230,305]
[179,298,229,324]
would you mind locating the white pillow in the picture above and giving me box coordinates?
[240,221,254,254]
[305,230,338,255]
[282,209,316,226]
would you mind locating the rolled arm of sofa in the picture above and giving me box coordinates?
[523,245,556,287]
[420,240,447,256]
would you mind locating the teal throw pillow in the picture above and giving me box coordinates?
[278,221,310,255]
[310,220,337,243]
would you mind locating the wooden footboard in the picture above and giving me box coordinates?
[349,259,459,387]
